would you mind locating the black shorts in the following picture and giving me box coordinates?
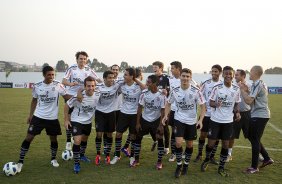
[27,116,62,136]
[115,110,120,127]
[116,112,137,134]
[232,111,250,139]
[174,120,197,141]
[207,120,233,140]
[168,110,175,126]
[137,117,160,137]
[95,110,116,133]
[71,122,92,136]
[201,116,210,133]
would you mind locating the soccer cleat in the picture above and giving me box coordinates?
[243,167,259,174]
[181,164,188,175]
[193,154,202,162]
[51,159,59,167]
[110,156,120,165]
[174,165,182,178]
[66,142,72,151]
[201,160,209,172]
[121,147,130,157]
[218,167,229,177]
[17,163,23,173]
[129,157,135,166]
[260,158,274,168]
[168,154,176,162]
[73,163,80,174]
[164,148,170,155]
[95,155,101,165]
[80,155,91,163]
[210,157,219,165]
[105,156,111,164]
[130,160,140,167]
[151,141,158,151]
[156,162,163,170]
[226,155,232,163]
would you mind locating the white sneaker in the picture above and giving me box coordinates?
[130,157,135,166]
[226,155,232,162]
[164,148,170,155]
[168,154,176,162]
[259,154,264,162]
[110,156,120,165]
[66,142,72,150]
[51,159,59,167]
[17,163,23,173]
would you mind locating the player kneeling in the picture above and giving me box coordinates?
[64,76,99,174]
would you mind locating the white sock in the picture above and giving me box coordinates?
[228,148,232,156]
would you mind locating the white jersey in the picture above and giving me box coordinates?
[67,91,100,124]
[96,79,124,113]
[209,82,241,123]
[112,77,124,111]
[139,89,166,122]
[120,82,142,114]
[63,64,100,95]
[32,80,66,120]
[168,85,205,125]
[200,78,222,117]
[169,76,181,111]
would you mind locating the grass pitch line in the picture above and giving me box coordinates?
[268,122,282,135]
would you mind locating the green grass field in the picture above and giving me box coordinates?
[0,89,281,184]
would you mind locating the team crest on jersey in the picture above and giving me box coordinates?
[156,97,160,101]
[52,87,55,91]
[29,125,33,132]
[189,94,193,99]
[231,92,234,97]
[73,126,77,133]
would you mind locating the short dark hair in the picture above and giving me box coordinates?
[103,70,114,79]
[223,66,234,72]
[111,64,120,70]
[212,64,222,73]
[135,68,142,78]
[181,68,192,75]
[170,61,182,70]
[152,61,164,69]
[42,65,54,75]
[236,69,246,77]
[125,67,136,80]
[84,76,95,87]
[75,51,88,59]
[148,74,159,85]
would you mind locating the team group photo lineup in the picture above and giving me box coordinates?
[2,50,275,179]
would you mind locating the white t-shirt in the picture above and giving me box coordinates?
[169,76,181,111]
[120,82,142,114]
[168,85,205,125]
[63,64,100,95]
[139,89,166,122]
[32,80,66,120]
[67,91,100,124]
[209,82,241,123]
[96,79,124,113]
[200,78,222,117]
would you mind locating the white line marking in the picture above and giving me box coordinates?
[268,122,282,135]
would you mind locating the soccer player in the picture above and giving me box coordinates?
[64,76,99,173]
[17,66,70,173]
[62,51,101,155]
[131,75,166,170]
[167,61,182,162]
[226,69,251,162]
[110,68,143,165]
[239,65,274,174]
[201,66,241,177]
[152,61,170,154]
[163,68,206,178]
[94,70,124,165]
[194,65,222,164]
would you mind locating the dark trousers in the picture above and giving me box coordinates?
[248,118,270,169]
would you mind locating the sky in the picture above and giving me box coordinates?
[0,0,282,73]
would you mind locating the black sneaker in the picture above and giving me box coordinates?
[175,165,182,178]
[181,164,188,175]
[218,167,229,177]
[201,160,209,172]
[210,157,219,165]
[193,154,202,162]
